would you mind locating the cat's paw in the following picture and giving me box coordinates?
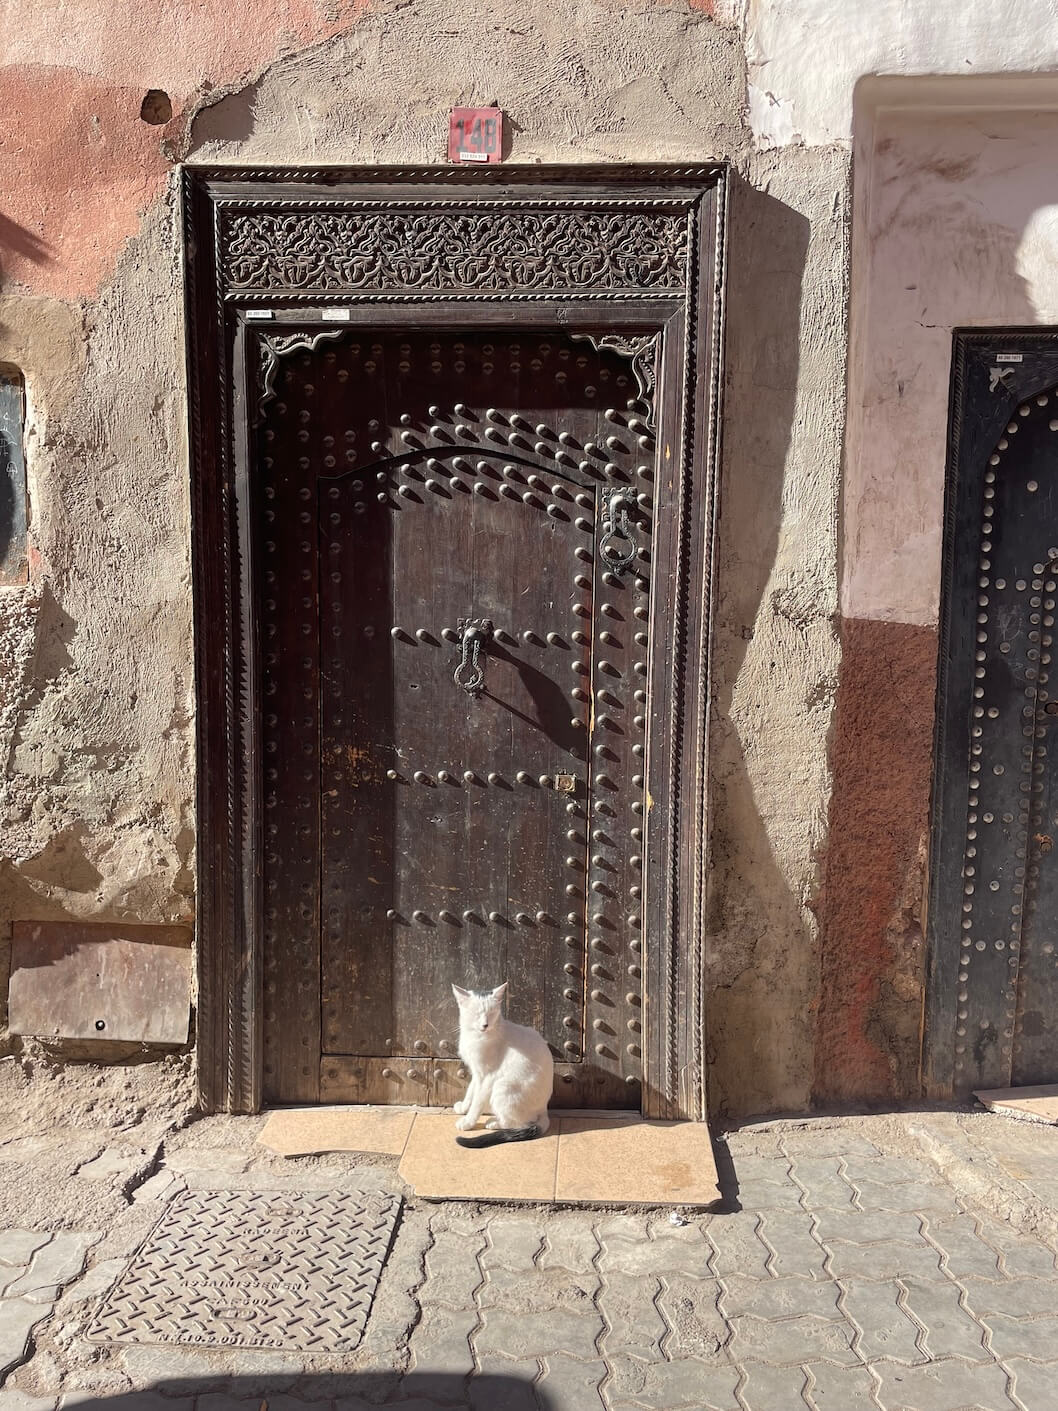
[453,1099,469,1115]
[485,1119,500,1129]
[455,1116,475,1131]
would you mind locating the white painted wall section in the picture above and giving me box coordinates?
[844,99,1058,626]
[714,0,1058,146]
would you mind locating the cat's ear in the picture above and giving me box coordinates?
[451,984,472,1004]
[490,982,508,1002]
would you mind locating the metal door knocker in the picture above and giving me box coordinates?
[599,488,637,574]
[454,618,493,695]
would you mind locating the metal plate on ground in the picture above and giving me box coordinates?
[87,1189,401,1351]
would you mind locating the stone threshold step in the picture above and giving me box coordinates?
[258,1105,720,1206]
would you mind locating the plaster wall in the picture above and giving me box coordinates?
[814,93,1058,1105]
[846,101,1058,628]
[2,0,1051,1115]
[0,0,851,1117]
[716,0,1058,147]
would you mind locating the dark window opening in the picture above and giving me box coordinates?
[0,364,28,584]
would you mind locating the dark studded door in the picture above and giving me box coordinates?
[257,329,652,1108]
[929,335,1058,1097]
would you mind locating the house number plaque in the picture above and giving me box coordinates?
[448,107,504,163]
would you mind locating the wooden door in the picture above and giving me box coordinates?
[184,165,726,1118]
[258,330,652,1107]
[928,333,1058,1096]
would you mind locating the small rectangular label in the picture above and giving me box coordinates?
[245,309,274,322]
[553,774,576,793]
[448,107,504,164]
[996,353,1023,363]
[321,308,351,322]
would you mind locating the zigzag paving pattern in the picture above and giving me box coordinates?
[4,1111,1058,1408]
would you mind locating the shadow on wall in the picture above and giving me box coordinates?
[816,81,1046,1109]
[0,212,51,264]
[0,211,51,301]
[7,581,77,752]
[38,1377,559,1408]
[706,173,814,1118]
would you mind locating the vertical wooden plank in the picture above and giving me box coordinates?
[678,182,725,1120]
[382,331,589,1060]
[184,171,231,1113]
[584,356,654,1109]
[642,307,689,1119]
[319,333,396,1059]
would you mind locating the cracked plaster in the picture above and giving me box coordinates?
[2,0,987,1117]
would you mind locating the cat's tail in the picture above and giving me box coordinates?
[455,1124,540,1149]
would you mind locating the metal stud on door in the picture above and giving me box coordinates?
[930,334,1058,1097]
[257,330,654,1108]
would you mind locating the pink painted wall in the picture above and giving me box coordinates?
[0,0,365,299]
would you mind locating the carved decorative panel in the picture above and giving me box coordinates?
[221,206,690,295]
[183,165,727,1119]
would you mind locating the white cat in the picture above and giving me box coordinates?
[451,982,554,1148]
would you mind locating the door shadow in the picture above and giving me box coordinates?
[702,175,815,1119]
[58,1373,559,1409]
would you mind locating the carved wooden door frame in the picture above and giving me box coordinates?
[182,163,728,1118]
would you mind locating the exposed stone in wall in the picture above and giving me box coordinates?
[0,198,195,929]
[0,586,41,774]
[813,617,935,1106]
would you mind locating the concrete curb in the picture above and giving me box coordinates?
[909,1112,1058,1247]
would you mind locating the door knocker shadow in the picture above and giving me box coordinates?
[477,645,581,753]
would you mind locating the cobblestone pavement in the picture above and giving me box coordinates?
[3,1099,1058,1411]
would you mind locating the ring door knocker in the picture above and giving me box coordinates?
[454,618,494,696]
[599,488,637,575]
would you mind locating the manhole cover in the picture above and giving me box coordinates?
[88,1189,401,1352]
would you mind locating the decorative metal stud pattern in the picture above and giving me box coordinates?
[304,332,620,1089]
[255,328,656,1104]
[185,164,727,1122]
[573,399,652,1088]
[259,351,323,1102]
[952,387,1058,1089]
